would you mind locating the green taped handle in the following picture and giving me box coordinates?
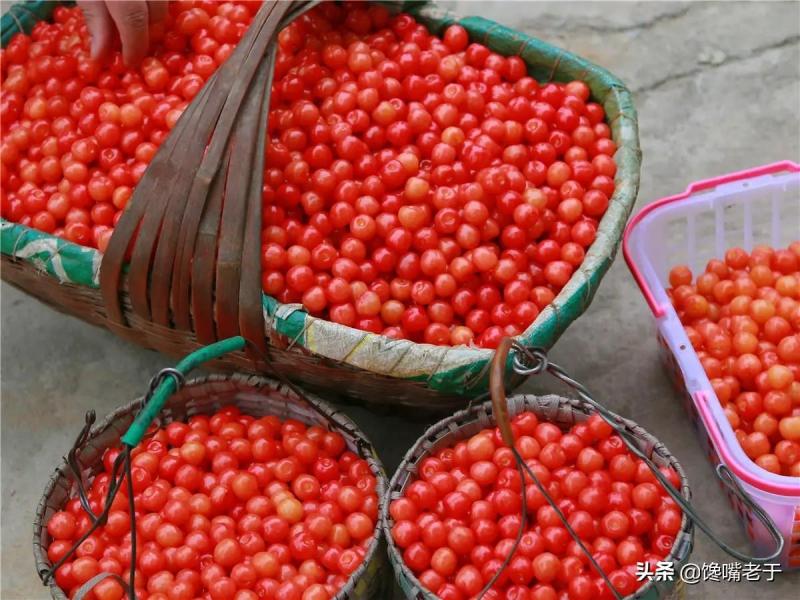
[121,336,246,447]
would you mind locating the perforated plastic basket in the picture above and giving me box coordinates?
[623,161,800,569]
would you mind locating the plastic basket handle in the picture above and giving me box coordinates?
[623,160,800,318]
[504,339,785,564]
[683,160,799,195]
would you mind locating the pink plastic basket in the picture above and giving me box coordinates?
[623,161,800,569]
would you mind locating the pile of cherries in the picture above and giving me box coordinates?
[669,242,800,476]
[389,412,683,600]
[0,1,617,349]
[46,406,380,600]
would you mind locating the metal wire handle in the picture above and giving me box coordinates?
[43,337,247,598]
[486,338,627,600]
[44,368,183,596]
[43,446,134,588]
[147,367,186,394]
[509,341,785,564]
[65,410,100,523]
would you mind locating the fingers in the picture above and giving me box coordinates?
[106,0,150,65]
[77,0,114,60]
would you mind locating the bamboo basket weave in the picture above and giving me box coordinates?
[383,394,694,600]
[32,374,391,599]
[1,2,641,413]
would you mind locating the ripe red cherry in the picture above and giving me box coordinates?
[390,412,681,598]
[668,245,800,475]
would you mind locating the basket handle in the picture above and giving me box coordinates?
[503,338,785,564]
[490,337,516,447]
[72,573,131,600]
[100,2,319,356]
[623,161,800,318]
[490,338,628,599]
[121,337,247,446]
[121,335,374,456]
[694,390,799,497]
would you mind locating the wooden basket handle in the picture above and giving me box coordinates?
[99,1,299,353]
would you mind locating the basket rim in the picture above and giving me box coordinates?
[32,372,389,600]
[381,393,694,600]
[1,2,641,396]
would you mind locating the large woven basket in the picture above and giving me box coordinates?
[383,394,694,600]
[1,2,641,413]
[32,373,391,599]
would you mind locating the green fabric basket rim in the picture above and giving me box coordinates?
[0,2,641,397]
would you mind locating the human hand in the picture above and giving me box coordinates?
[78,0,168,65]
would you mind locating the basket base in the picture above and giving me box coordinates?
[1,255,483,415]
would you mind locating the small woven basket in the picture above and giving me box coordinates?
[32,373,391,599]
[384,394,694,600]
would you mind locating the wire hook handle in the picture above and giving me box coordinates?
[506,339,785,564]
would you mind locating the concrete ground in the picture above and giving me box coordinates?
[2,1,799,598]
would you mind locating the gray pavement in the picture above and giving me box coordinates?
[2,2,799,598]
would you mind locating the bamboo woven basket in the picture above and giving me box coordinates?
[383,394,694,600]
[1,1,641,413]
[32,373,391,599]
